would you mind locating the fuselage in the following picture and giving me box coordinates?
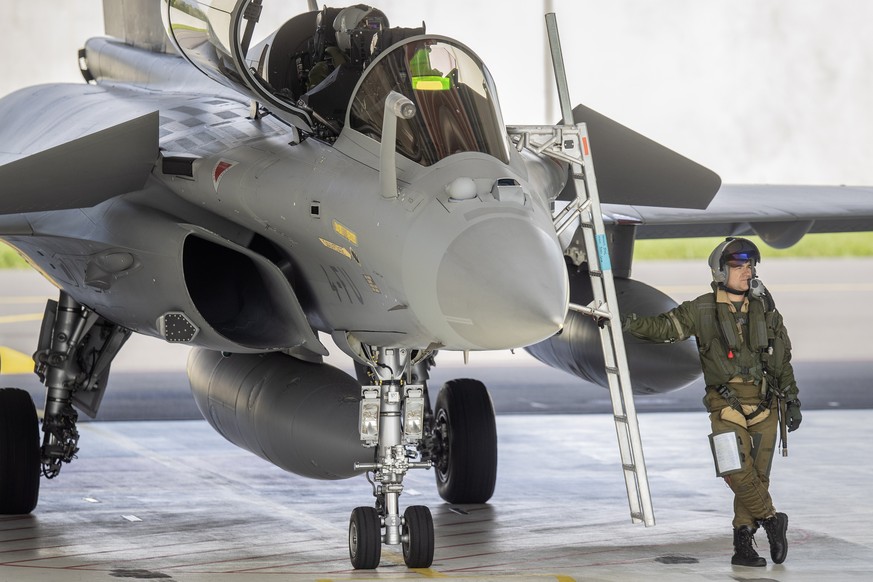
[0,34,569,356]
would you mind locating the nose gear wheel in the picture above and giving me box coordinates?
[349,506,381,569]
[401,505,434,568]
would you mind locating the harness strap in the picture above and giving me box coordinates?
[716,384,772,421]
[716,303,740,350]
[748,299,770,350]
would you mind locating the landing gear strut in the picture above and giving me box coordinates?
[34,292,130,478]
[0,291,129,515]
[350,347,435,569]
[348,348,500,569]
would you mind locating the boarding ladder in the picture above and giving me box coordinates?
[506,13,655,527]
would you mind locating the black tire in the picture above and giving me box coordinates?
[433,379,497,504]
[402,505,434,568]
[349,506,381,569]
[0,388,41,514]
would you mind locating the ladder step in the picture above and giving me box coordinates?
[623,463,637,472]
[614,414,628,423]
[605,366,618,375]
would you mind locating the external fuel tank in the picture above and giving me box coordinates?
[187,349,371,480]
[526,267,702,394]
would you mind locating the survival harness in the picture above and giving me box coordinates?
[702,290,780,423]
[705,288,795,455]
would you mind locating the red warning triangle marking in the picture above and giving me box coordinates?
[213,160,235,190]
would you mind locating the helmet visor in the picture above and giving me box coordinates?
[725,251,757,265]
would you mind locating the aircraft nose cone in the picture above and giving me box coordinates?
[435,216,568,349]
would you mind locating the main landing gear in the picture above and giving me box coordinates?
[0,388,40,514]
[349,348,498,569]
[0,291,130,517]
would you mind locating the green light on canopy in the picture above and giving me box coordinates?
[412,76,451,91]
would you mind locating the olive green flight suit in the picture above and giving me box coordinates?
[623,286,798,528]
[307,46,349,89]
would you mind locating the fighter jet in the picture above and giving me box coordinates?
[2,0,872,570]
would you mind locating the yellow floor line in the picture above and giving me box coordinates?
[0,346,34,374]
[0,312,43,324]
[0,296,50,305]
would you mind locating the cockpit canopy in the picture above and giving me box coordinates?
[348,37,510,166]
[161,1,510,165]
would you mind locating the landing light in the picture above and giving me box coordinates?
[359,387,381,446]
[403,386,425,443]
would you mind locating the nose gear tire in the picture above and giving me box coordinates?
[349,506,381,569]
[402,505,434,568]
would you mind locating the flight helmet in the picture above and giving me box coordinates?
[333,5,388,52]
[708,237,761,284]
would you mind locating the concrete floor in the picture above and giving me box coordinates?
[2,263,872,580]
[2,410,871,581]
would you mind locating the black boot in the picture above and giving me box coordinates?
[731,525,766,567]
[761,512,788,564]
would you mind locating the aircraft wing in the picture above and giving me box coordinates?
[603,184,873,247]
[558,104,873,247]
[0,86,158,216]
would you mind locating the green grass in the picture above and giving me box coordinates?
[634,232,873,260]
[0,241,29,269]
[4,233,873,270]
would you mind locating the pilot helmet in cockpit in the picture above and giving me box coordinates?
[333,5,388,57]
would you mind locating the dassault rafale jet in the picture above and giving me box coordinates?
[2,0,873,570]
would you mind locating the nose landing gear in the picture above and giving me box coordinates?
[351,347,434,569]
[349,347,499,570]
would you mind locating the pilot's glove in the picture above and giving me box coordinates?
[785,398,802,432]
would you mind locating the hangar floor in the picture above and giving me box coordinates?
[2,261,872,580]
[2,410,872,582]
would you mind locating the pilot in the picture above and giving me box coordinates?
[302,5,388,127]
[306,5,388,89]
[332,5,388,64]
[620,237,801,568]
